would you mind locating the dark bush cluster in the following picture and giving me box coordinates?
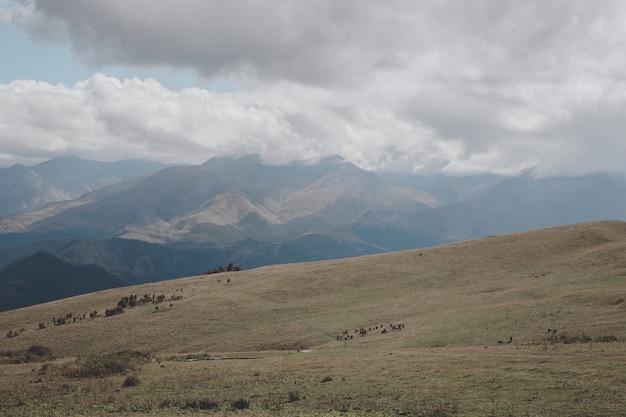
[6,328,25,338]
[546,332,623,344]
[232,398,250,410]
[205,262,241,274]
[47,311,94,329]
[288,390,301,402]
[33,292,185,328]
[123,375,140,387]
[52,312,73,326]
[36,311,96,330]
[185,398,220,410]
[105,306,125,317]
[104,293,182,317]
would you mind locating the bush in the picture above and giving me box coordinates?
[28,345,53,357]
[595,334,621,342]
[232,398,250,410]
[184,398,219,410]
[205,262,242,274]
[123,375,140,387]
[105,306,125,317]
[288,390,301,402]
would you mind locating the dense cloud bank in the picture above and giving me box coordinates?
[3,1,626,175]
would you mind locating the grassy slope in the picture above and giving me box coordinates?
[1,220,626,416]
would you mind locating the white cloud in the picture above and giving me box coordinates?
[3,1,626,175]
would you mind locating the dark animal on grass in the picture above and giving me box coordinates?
[497,336,513,345]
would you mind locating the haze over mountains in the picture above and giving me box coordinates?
[0,156,170,215]
[1,155,626,311]
[0,155,438,245]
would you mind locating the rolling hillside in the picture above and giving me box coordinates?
[2,221,626,416]
[2,220,625,354]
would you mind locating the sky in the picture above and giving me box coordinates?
[1,1,626,176]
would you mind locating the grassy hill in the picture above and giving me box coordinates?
[1,220,626,416]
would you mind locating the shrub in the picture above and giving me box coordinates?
[204,262,242,274]
[28,345,53,357]
[595,334,621,342]
[288,389,301,402]
[232,398,250,410]
[105,306,125,317]
[184,398,219,410]
[123,375,140,387]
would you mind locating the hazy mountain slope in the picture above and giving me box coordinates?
[3,156,626,264]
[0,156,438,245]
[224,232,383,268]
[380,171,506,204]
[351,202,495,250]
[470,173,626,231]
[0,238,228,285]
[0,156,170,216]
[0,231,381,298]
[355,173,626,246]
[0,251,129,312]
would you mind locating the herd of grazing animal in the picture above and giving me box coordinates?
[336,323,405,341]
[334,323,558,345]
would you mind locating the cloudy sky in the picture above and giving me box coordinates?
[1,1,626,176]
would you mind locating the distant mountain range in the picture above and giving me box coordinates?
[0,156,170,215]
[1,155,626,311]
[0,155,438,245]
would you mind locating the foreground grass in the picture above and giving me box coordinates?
[2,341,626,416]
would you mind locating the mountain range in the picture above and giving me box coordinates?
[1,155,626,311]
[0,155,170,215]
[0,155,438,245]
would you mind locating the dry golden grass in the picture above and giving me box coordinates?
[1,220,626,416]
